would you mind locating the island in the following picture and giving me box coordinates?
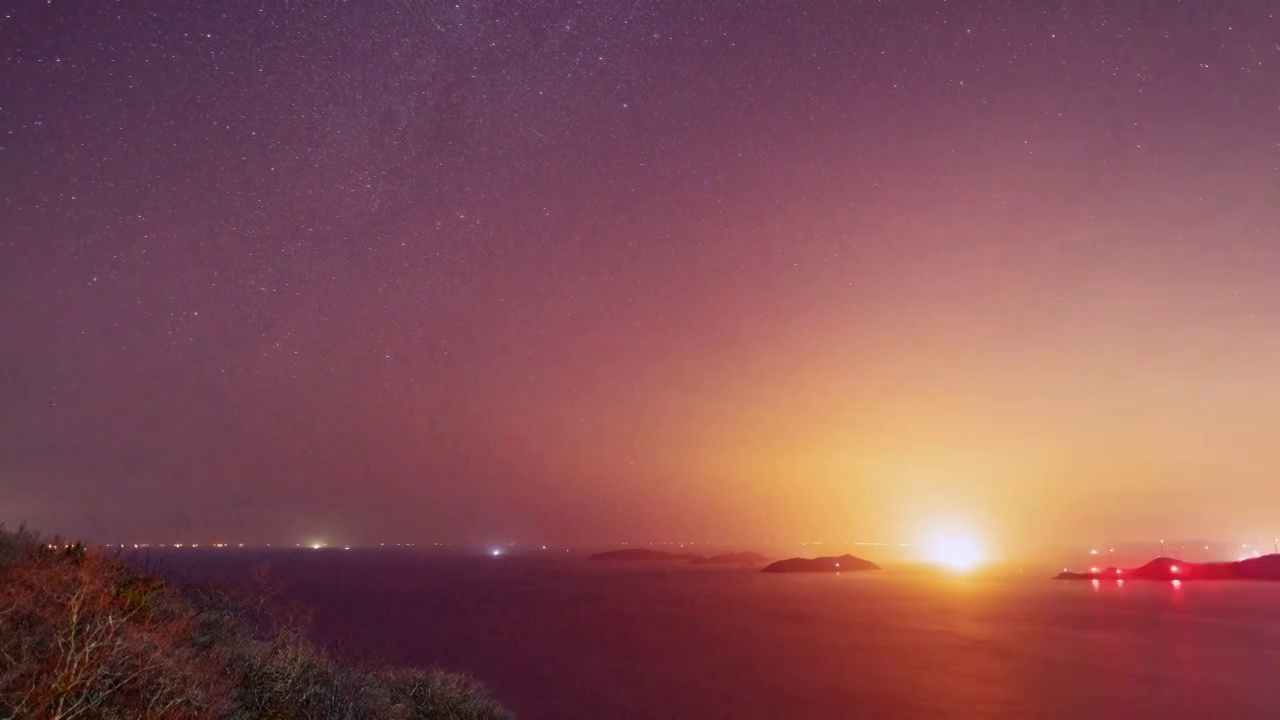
[761,553,880,573]
[688,551,770,566]
[1055,554,1280,581]
[588,548,699,561]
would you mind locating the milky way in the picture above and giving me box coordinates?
[3,1,1279,548]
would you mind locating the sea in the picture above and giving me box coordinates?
[154,550,1280,720]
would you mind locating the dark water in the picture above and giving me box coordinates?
[160,551,1280,719]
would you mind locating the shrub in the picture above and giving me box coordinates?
[0,527,512,720]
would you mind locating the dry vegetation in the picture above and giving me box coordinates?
[0,527,512,720]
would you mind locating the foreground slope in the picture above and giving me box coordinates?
[0,528,512,720]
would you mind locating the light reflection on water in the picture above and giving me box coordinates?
[163,552,1280,720]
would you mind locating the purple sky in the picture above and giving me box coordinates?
[3,1,1279,552]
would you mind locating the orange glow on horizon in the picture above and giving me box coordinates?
[923,532,984,572]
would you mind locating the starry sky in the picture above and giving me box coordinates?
[3,0,1279,552]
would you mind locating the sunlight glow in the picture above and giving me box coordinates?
[924,533,984,572]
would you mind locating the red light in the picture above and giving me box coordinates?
[1172,579,1182,588]
[1115,568,1123,574]
[1117,579,1124,586]
[1170,565,1180,573]
[1090,566,1099,573]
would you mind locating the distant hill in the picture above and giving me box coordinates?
[1055,554,1280,581]
[761,554,880,574]
[688,552,770,566]
[589,548,698,562]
